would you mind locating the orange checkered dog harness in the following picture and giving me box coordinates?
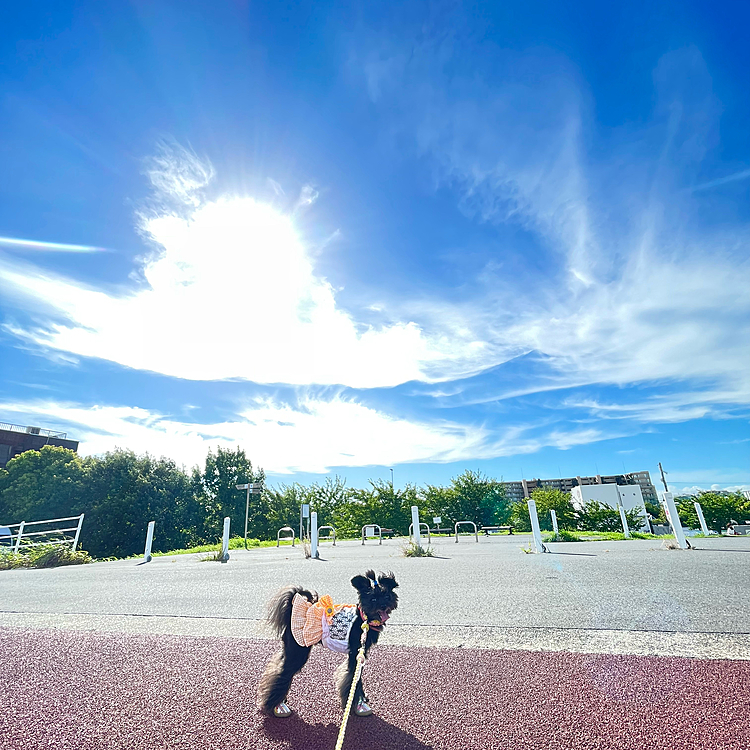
[290,594,358,654]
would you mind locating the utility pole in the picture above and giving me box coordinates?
[658,462,669,493]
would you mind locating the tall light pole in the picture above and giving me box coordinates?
[390,468,394,487]
[236,482,263,549]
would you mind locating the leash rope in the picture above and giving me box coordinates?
[334,619,369,750]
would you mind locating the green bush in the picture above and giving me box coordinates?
[576,501,643,532]
[0,544,93,570]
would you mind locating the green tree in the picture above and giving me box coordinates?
[80,449,201,558]
[264,483,307,538]
[528,488,578,531]
[0,446,87,523]
[421,470,509,529]
[195,446,266,540]
[576,500,643,533]
[676,492,750,533]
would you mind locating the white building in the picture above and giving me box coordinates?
[570,483,650,531]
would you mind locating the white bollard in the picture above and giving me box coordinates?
[144,521,155,563]
[617,502,631,539]
[527,500,546,553]
[662,493,689,549]
[221,517,230,562]
[550,509,559,539]
[411,506,421,549]
[694,502,709,536]
[311,511,319,559]
[13,521,25,554]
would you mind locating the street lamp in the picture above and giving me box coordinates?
[236,481,263,549]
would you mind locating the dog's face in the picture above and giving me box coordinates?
[351,570,398,626]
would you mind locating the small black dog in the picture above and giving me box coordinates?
[258,569,399,718]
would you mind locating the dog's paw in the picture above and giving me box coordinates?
[273,702,293,718]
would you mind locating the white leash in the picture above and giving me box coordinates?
[334,619,369,750]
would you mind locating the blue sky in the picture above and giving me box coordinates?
[1,0,748,493]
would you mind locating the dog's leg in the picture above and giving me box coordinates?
[334,648,369,709]
[257,631,312,714]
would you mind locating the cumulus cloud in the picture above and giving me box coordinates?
[0,154,489,387]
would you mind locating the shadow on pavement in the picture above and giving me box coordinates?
[692,547,750,553]
[261,713,434,749]
[547,551,597,557]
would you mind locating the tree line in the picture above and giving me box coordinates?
[1,446,747,558]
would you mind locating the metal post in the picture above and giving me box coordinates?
[658,462,669,493]
[244,485,250,549]
[311,511,319,559]
[617,502,631,539]
[72,514,84,552]
[527,500,546,553]
[662,492,689,549]
[144,521,155,563]
[221,516,230,562]
[550,509,559,539]
[13,521,25,554]
[411,506,421,549]
[694,502,709,536]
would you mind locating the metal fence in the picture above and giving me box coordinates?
[1,514,85,554]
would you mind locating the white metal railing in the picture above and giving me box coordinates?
[318,525,336,545]
[0,422,67,438]
[361,524,382,545]
[409,522,431,544]
[455,520,478,543]
[1,514,85,554]
[277,526,296,547]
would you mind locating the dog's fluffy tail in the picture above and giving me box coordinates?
[265,585,318,637]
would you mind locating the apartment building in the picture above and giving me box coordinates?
[0,422,79,469]
[502,471,657,505]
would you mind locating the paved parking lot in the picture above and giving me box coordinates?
[1,535,749,647]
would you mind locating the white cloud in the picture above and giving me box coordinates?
[676,485,750,495]
[0,397,484,473]
[564,388,750,425]
[143,139,215,207]
[0,397,622,474]
[0,176,488,388]
[356,37,750,416]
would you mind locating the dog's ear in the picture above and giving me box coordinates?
[351,574,374,594]
[377,571,399,591]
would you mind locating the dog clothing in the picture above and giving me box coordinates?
[290,594,358,654]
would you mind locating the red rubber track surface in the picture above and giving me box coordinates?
[1,628,748,749]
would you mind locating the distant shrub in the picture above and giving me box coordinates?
[0,544,93,570]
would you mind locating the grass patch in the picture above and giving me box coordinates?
[199,549,228,562]
[0,544,94,570]
[152,536,299,558]
[402,542,434,557]
[542,530,668,542]
[542,530,582,542]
